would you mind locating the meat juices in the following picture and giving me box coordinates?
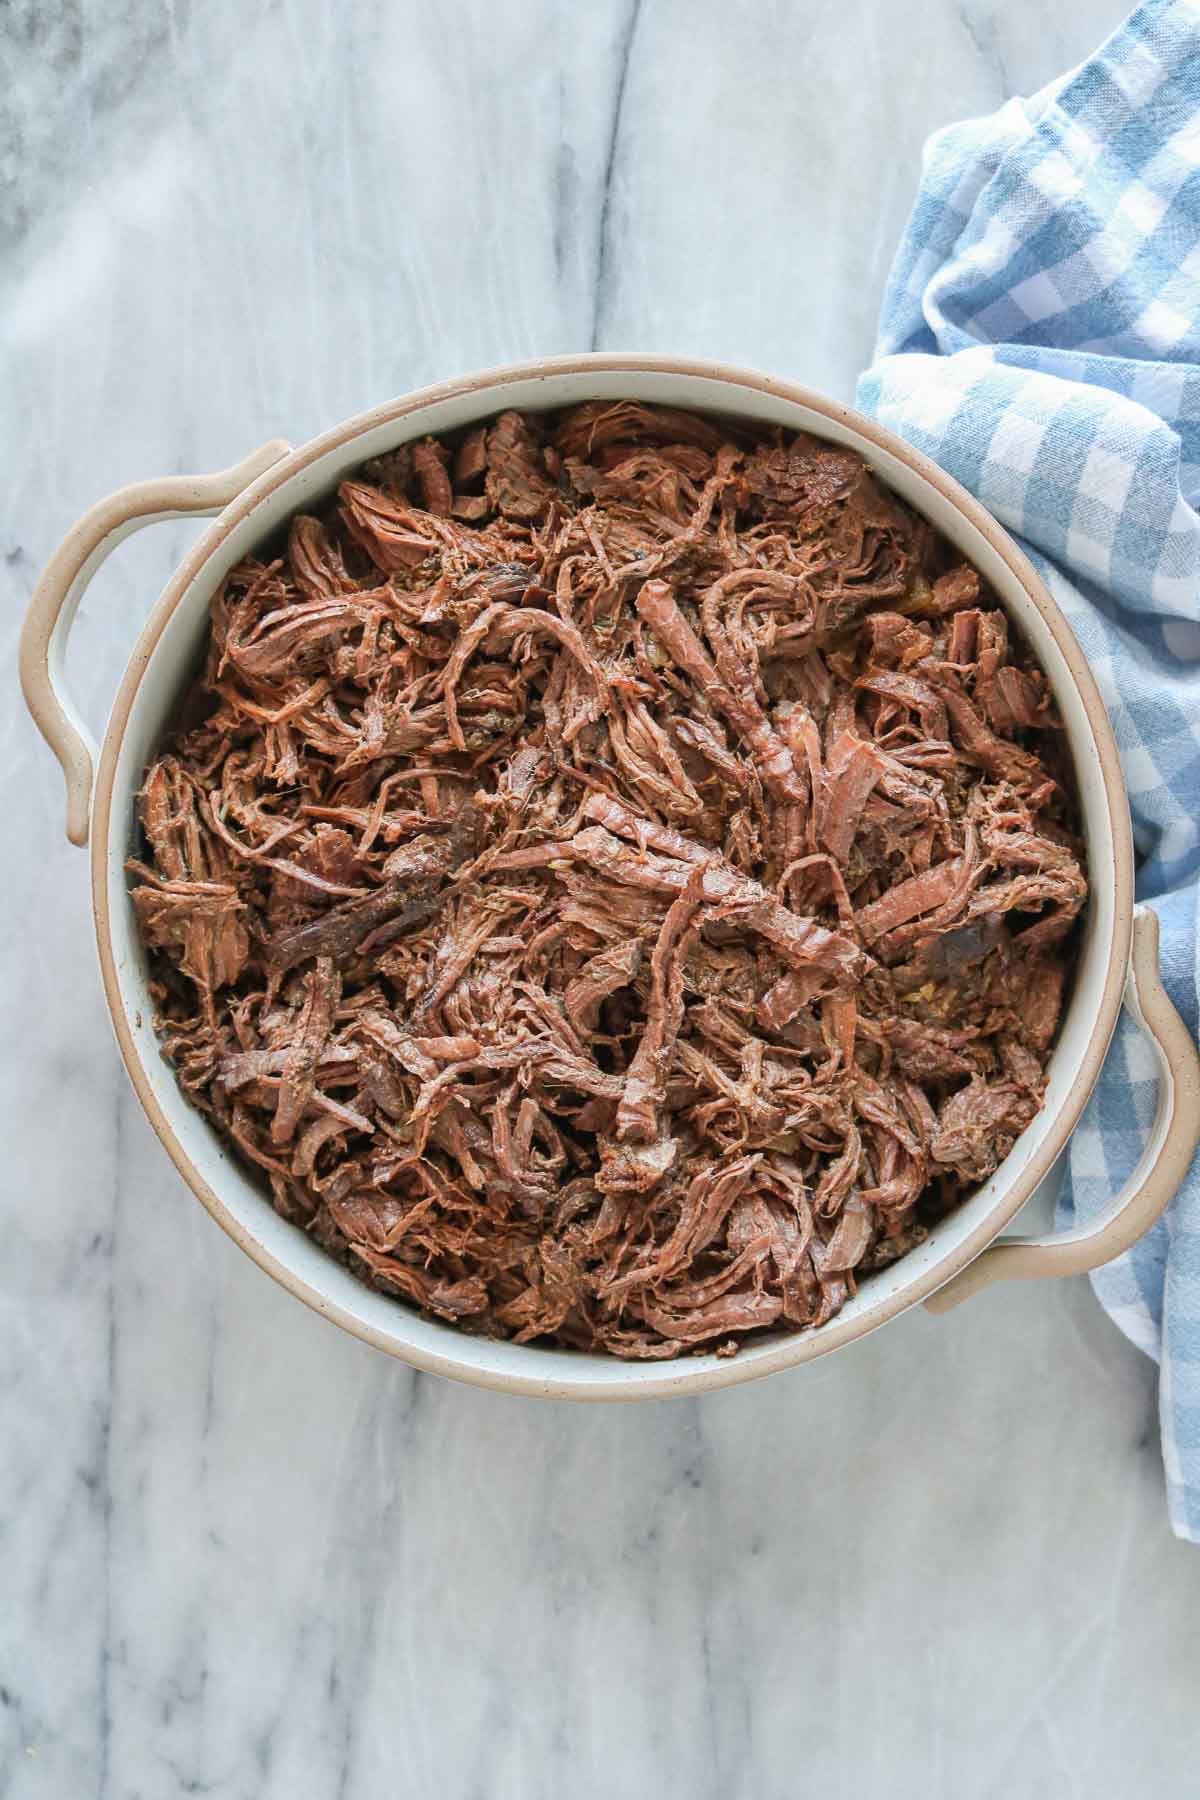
[130,403,1086,1359]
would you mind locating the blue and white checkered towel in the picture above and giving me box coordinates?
[856,0,1200,1539]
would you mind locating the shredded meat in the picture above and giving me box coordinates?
[130,402,1086,1359]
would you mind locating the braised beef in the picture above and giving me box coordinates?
[130,402,1085,1358]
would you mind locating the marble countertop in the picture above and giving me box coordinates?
[5,2,1200,1795]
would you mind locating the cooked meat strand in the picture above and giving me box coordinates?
[130,401,1085,1361]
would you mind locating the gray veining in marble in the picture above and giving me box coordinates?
[5,2,1198,1797]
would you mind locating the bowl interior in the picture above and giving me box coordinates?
[98,363,1128,1397]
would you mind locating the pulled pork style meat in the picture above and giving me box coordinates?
[130,403,1085,1359]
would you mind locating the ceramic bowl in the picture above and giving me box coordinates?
[21,355,1200,1397]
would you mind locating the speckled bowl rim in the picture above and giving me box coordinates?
[88,354,1134,1399]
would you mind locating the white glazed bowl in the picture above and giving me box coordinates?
[30,354,1190,1401]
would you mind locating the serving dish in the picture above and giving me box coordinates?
[20,354,1200,1398]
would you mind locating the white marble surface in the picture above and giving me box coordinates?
[6,2,1199,1796]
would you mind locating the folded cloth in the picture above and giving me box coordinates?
[856,0,1200,1539]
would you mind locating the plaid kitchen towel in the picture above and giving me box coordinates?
[856,0,1200,1539]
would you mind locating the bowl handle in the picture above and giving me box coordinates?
[19,440,292,847]
[926,908,1200,1313]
